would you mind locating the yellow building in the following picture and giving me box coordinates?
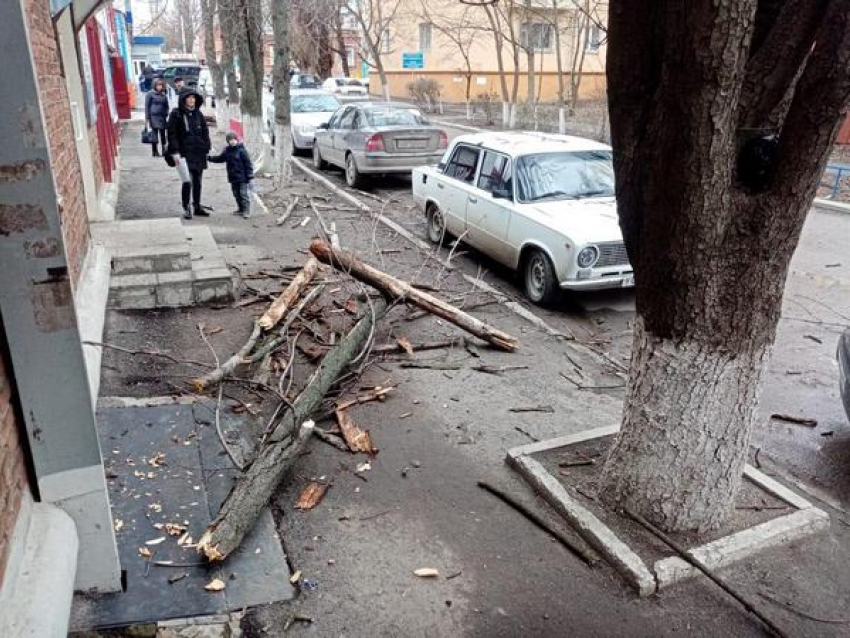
[378,0,608,104]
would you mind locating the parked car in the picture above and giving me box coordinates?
[839,329,850,423]
[411,132,634,304]
[161,64,201,90]
[312,102,447,188]
[290,73,321,89]
[265,89,341,153]
[322,77,368,97]
[197,68,216,107]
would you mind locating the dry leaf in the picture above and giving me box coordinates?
[295,482,329,511]
[335,410,376,455]
[145,537,166,546]
[290,570,302,584]
[356,461,372,473]
[138,547,153,558]
[414,568,440,578]
[153,523,165,530]
[114,519,124,532]
[344,298,359,314]
[204,578,226,592]
[148,503,162,513]
[396,337,414,355]
[165,523,187,536]
[148,452,166,467]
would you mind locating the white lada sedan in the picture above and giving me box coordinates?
[412,132,634,304]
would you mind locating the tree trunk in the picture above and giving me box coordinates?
[483,4,510,126]
[235,0,265,168]
[334,2,351,77]
[200,0,227,123]
[601,1,850,533]
[271,0,293,183]
[219,0,241,108]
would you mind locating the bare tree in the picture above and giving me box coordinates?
[344,0,402,101]
[289,0,336,77]
[199,0,227,122]
[601,1,850,532]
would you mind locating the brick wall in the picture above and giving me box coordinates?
[0,332,30,588]
[89,126,104,192]
[24,0,90,285]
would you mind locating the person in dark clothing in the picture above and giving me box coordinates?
[145,78,169,157]
[166,90,211,220]
[208,132,254,218]
[142,64,154,91]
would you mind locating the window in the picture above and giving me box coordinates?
[520,22,553,51]
[364,107,428,127]
[338,107,357,129]
[419,23,432,52]
[382,29,391,54]
[477,151,512,196]
[444,145,481,183]
[346,45,356,67]
[587,24,601,52]
[292,94,341,113]
[515,150,615,203]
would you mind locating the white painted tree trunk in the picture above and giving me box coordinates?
[241,112,266,175]
[501,102,510,128]
[508,103,517,129]
[558,107,566,135]
[600,318,769,533]
[272,123,292,187]
[465,101,472,121]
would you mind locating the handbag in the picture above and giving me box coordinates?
[141,127,155,144]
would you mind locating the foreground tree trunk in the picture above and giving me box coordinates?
[199,0,228,125]
[600,1,850,533]
[271,0,293,184]
[235,0,265,169]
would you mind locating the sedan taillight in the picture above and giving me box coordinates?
[365,134,385,152]
[438,131,448,149]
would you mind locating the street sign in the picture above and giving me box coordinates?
[402,52,424,70]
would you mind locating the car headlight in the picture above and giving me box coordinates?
[297,125,316,135]
[577,246,599,268]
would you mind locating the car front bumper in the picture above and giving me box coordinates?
[354,151,445,174]
[560,271,634,291]
[292,130,315,149]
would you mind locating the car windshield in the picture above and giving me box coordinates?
[515,151,615,203]
[364,107,428,127]
[346,79,363,86]
[292,94,341,113]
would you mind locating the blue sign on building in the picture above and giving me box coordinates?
[402,52,424,70]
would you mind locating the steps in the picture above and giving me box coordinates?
[90,219,233,310]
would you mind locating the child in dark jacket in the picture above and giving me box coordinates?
[208,132,254,218]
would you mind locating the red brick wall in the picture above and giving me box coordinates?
[25,0,91,285]
[0,335,29,588]
[89,126,104,192]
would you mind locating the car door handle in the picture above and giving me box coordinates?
[468,196,478,204]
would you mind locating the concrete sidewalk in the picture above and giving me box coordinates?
[89,119,850,638]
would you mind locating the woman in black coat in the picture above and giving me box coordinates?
[144,78,169,157]
[167,90,211,220]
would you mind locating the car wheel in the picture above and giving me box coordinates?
[523,249,559,306]
[313,145,327,170]
[426,205,450,246]
[345,153,366,188]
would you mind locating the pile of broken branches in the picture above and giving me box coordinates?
[194,238,519,562]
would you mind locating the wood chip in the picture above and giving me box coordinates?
[168,572,188,584]
[138,547,153,558]
[204,578,226,591]
[295,482,329,511]
[414,568,440,578]
[335,409,377,454]
[396,337,414,355]
[165,523,187,536]
[344,298,359,314]
[145,537,166,545]
[290,570,302,584]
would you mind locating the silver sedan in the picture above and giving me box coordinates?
[312,102,447,188]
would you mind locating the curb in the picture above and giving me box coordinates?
[813,198,850,215]
[431,119,483,133]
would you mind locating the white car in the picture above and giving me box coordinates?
[266,89,342,153]
[412,132,634,304]
[322,77,368,97]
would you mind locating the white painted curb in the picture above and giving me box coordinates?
[813,198,850,215]
[431,119,483,133]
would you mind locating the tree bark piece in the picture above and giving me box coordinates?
[192,322,262,391]
[198,298,390,561]
[294,482,328,510]
[258,257,319,330]
[334,384,394,412]
[335,409,376,454]
[309,239,518,352]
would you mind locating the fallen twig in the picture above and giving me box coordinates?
[478,481,598,567]
[509,405,555,414]
[400,361,463,371]
[472,364,530,375]
[83,341,214,369]
[370,339,461,355]
[258,258,320,330]
[758,591,850,624]
[625,508,790,638]
[770,414,818,428]
[276,196,301,226]
[191,322,262,391]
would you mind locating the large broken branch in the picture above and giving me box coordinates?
[198,297,390,561]
[258,257,320,330]
[309,239,518,352]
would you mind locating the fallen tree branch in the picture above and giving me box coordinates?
[191,322,263,391]
[276,196,301,226]
[197,298,390,561]
[625,508,790,638]
[83,341,214,369]
[472,364,530,375]
[258,258,320,330]
[248,284,325,365]
[309,239,519,352]
[478,481,599,567]
[770,413,818,427]
[370,339,462,355]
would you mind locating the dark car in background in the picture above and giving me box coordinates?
[162,65,201,90]
[290,73,321,90]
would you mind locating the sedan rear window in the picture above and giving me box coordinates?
[515,151,615,203]
[292,95,341,113]
[346,79,363,86]
[364,108,428,127]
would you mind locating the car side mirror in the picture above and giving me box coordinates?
[492,187,512,200]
